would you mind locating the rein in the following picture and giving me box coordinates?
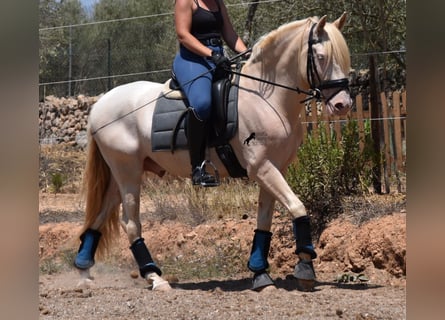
[229,66,320,103]
[92,22,349,135]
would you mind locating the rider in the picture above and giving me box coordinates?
[172,0,249,186]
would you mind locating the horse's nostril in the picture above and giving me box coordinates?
[335,103,344,110]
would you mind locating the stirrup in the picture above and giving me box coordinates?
[193,160,220,187]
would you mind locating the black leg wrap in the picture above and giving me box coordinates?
[130,238,162,277]
[74,228,102,270]
[292,216,317,259]
[247,229,272,273]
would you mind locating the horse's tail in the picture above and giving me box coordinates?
[78,131,120,258]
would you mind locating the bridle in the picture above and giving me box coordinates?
[230,22,350,104]
[305,23,350,103]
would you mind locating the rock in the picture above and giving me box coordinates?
[75,131,88,149]
[130,270,139,279]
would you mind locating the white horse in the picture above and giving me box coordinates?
[74,14,352,291]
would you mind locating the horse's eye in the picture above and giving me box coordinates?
[317,54,325,61]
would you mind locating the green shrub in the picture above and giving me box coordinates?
[49,171,65,194]
[286,120,374,238]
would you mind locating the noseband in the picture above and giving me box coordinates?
[306,23,349,103]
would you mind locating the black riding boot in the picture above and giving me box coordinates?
[186,108,217,187]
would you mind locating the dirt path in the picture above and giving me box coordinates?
[40,270,405,320]
[39,193,406,319]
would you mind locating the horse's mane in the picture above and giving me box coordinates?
[249,16,350,75]
[249,18,312,61]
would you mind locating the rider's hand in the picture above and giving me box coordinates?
[211,50,231,70]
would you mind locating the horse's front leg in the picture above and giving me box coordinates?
[253,161,317,291]
[121,185,171,291]
[248,187,276,291]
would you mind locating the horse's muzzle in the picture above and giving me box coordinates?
[326,90,352,116]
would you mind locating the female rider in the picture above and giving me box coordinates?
[172,0,249,186]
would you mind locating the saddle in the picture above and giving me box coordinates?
[151,67,247,178]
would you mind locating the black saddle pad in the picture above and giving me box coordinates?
[151,97,188,151]
[151,80,240,152]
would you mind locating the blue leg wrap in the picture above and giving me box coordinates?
[293,216,317,259]
[247,229,272,273]
[130,238,162,277]
[74,228,102,270]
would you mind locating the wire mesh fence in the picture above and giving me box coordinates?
[39,13,177,99]
[39,6,405,101]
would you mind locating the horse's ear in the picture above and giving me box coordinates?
[333,12,347,30]
[316,15,327,34]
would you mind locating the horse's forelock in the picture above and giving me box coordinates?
[324,23,351,74]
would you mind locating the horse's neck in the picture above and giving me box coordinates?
[241,37,306,122]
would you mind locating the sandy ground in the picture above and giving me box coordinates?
[39,193,406,319]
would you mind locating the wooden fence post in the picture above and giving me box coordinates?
[393,92,404,192]
[300,105,308,138]
[369,55,384,193]
[381,92,391,193]
[356,94,365,151]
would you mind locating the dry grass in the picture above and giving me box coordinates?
[39,144,405,227]
[141,173,259,225]
[340,192,406,225]
[39,144,86,194]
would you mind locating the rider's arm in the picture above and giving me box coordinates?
[174,0,213,57]
[219,0,248,54]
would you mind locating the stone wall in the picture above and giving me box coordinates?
[39,95,100,148]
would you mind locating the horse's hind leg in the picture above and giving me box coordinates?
[113,165,171,291]
[75,177,121,287]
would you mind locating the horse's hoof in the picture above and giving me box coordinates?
[296,278,315,292]
[257,284,277,293]
[251,271,275,291]
[294,259,316,291]
[146,272,172,291]
[294,260,315,279]
[78,268,92,276]
[77,278,93,289]
[153,281,172,291]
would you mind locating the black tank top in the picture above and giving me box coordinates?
[190,0,223,40]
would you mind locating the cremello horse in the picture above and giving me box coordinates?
[74,14,352,291]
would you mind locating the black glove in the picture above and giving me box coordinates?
[211,50,231,70]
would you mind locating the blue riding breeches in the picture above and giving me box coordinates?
[172,45,223,121]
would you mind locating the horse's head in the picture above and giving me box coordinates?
[305,13,352,116]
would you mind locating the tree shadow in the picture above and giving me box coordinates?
[171,274,384,292]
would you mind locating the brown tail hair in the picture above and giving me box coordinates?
[78,132,120,258]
